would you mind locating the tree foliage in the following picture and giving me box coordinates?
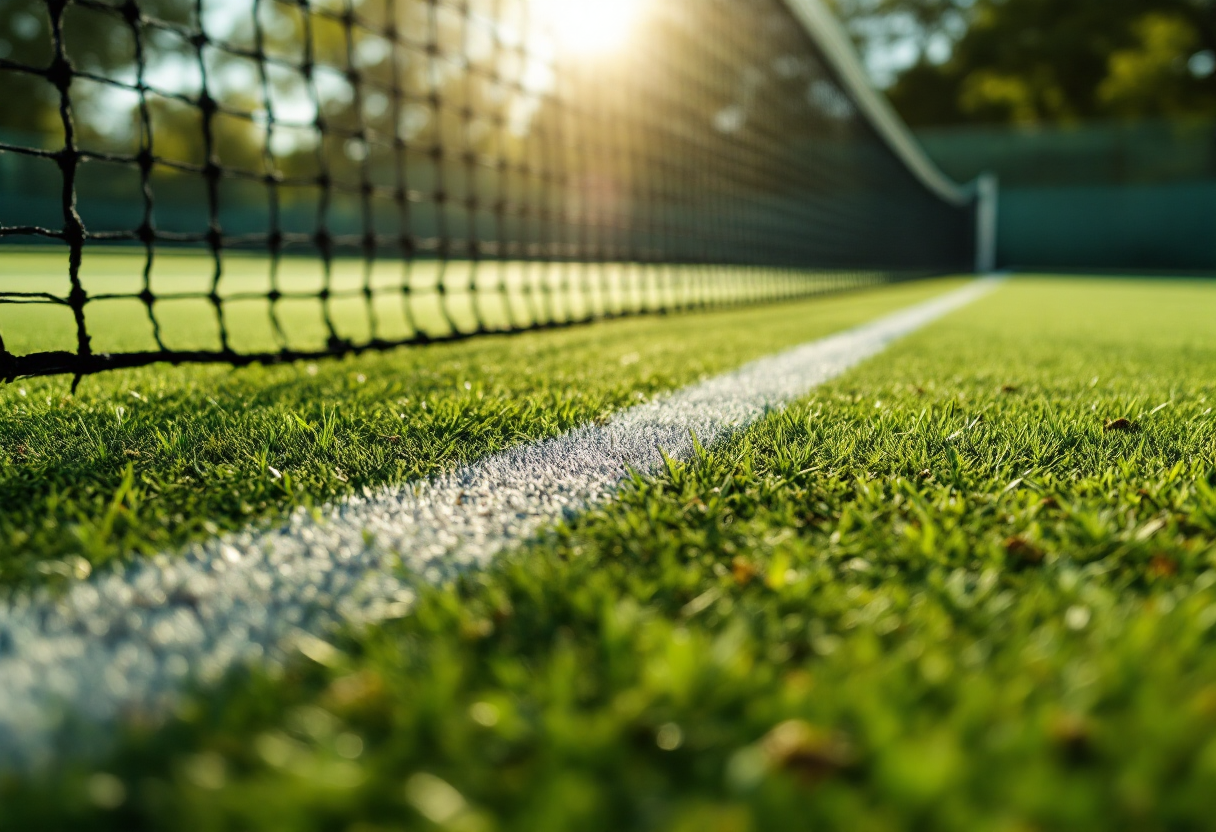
[831,0,1216,126]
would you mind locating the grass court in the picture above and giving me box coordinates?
[3,273,1216,830]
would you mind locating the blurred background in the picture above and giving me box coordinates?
[0,0,974,274]
[2,0,1213,273]
[831,0,1216,272]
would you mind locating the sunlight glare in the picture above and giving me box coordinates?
[534,0,643,56]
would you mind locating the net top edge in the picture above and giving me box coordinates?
[781,0,974,207]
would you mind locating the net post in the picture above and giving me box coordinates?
[975,173,999,274]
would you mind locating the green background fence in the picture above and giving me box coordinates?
[8,121,1215,273]
[918,119,1216,272]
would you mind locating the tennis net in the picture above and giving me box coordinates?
[0,0,977,380]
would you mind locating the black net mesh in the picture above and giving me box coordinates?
[0,0,975,381]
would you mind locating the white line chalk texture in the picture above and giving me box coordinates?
[0,278,1000,768]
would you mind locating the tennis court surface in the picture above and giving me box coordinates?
[2,276,1216,830]
[2,0,1216,828]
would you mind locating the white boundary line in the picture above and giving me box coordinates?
[0,279,1000,769]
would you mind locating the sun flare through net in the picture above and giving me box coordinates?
[0,0,976,379]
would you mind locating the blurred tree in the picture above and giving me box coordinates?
[0,0,200,144]
[830,0,1216,126]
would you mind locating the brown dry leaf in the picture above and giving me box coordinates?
[685,497,707,514]
[732,556,758,586]
[460,618,494,641]
[1103,418,1138,433]
[1004,536,1045,567]
[761,720,857,783]
[1148,554,1179,578]
[783,670,814,694]
[323,670,387,715]
[1189,685,1216,718]
[1049,713,1094,765]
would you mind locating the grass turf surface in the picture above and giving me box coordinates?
[0,276,957,589]
[0,248,868,356]
[2,277,1216,829]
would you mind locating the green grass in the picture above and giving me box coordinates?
[0,248,870,356]
[0,275,958,588]
[5,277,1216,830]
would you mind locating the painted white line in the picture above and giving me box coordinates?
[0,278,999,769]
